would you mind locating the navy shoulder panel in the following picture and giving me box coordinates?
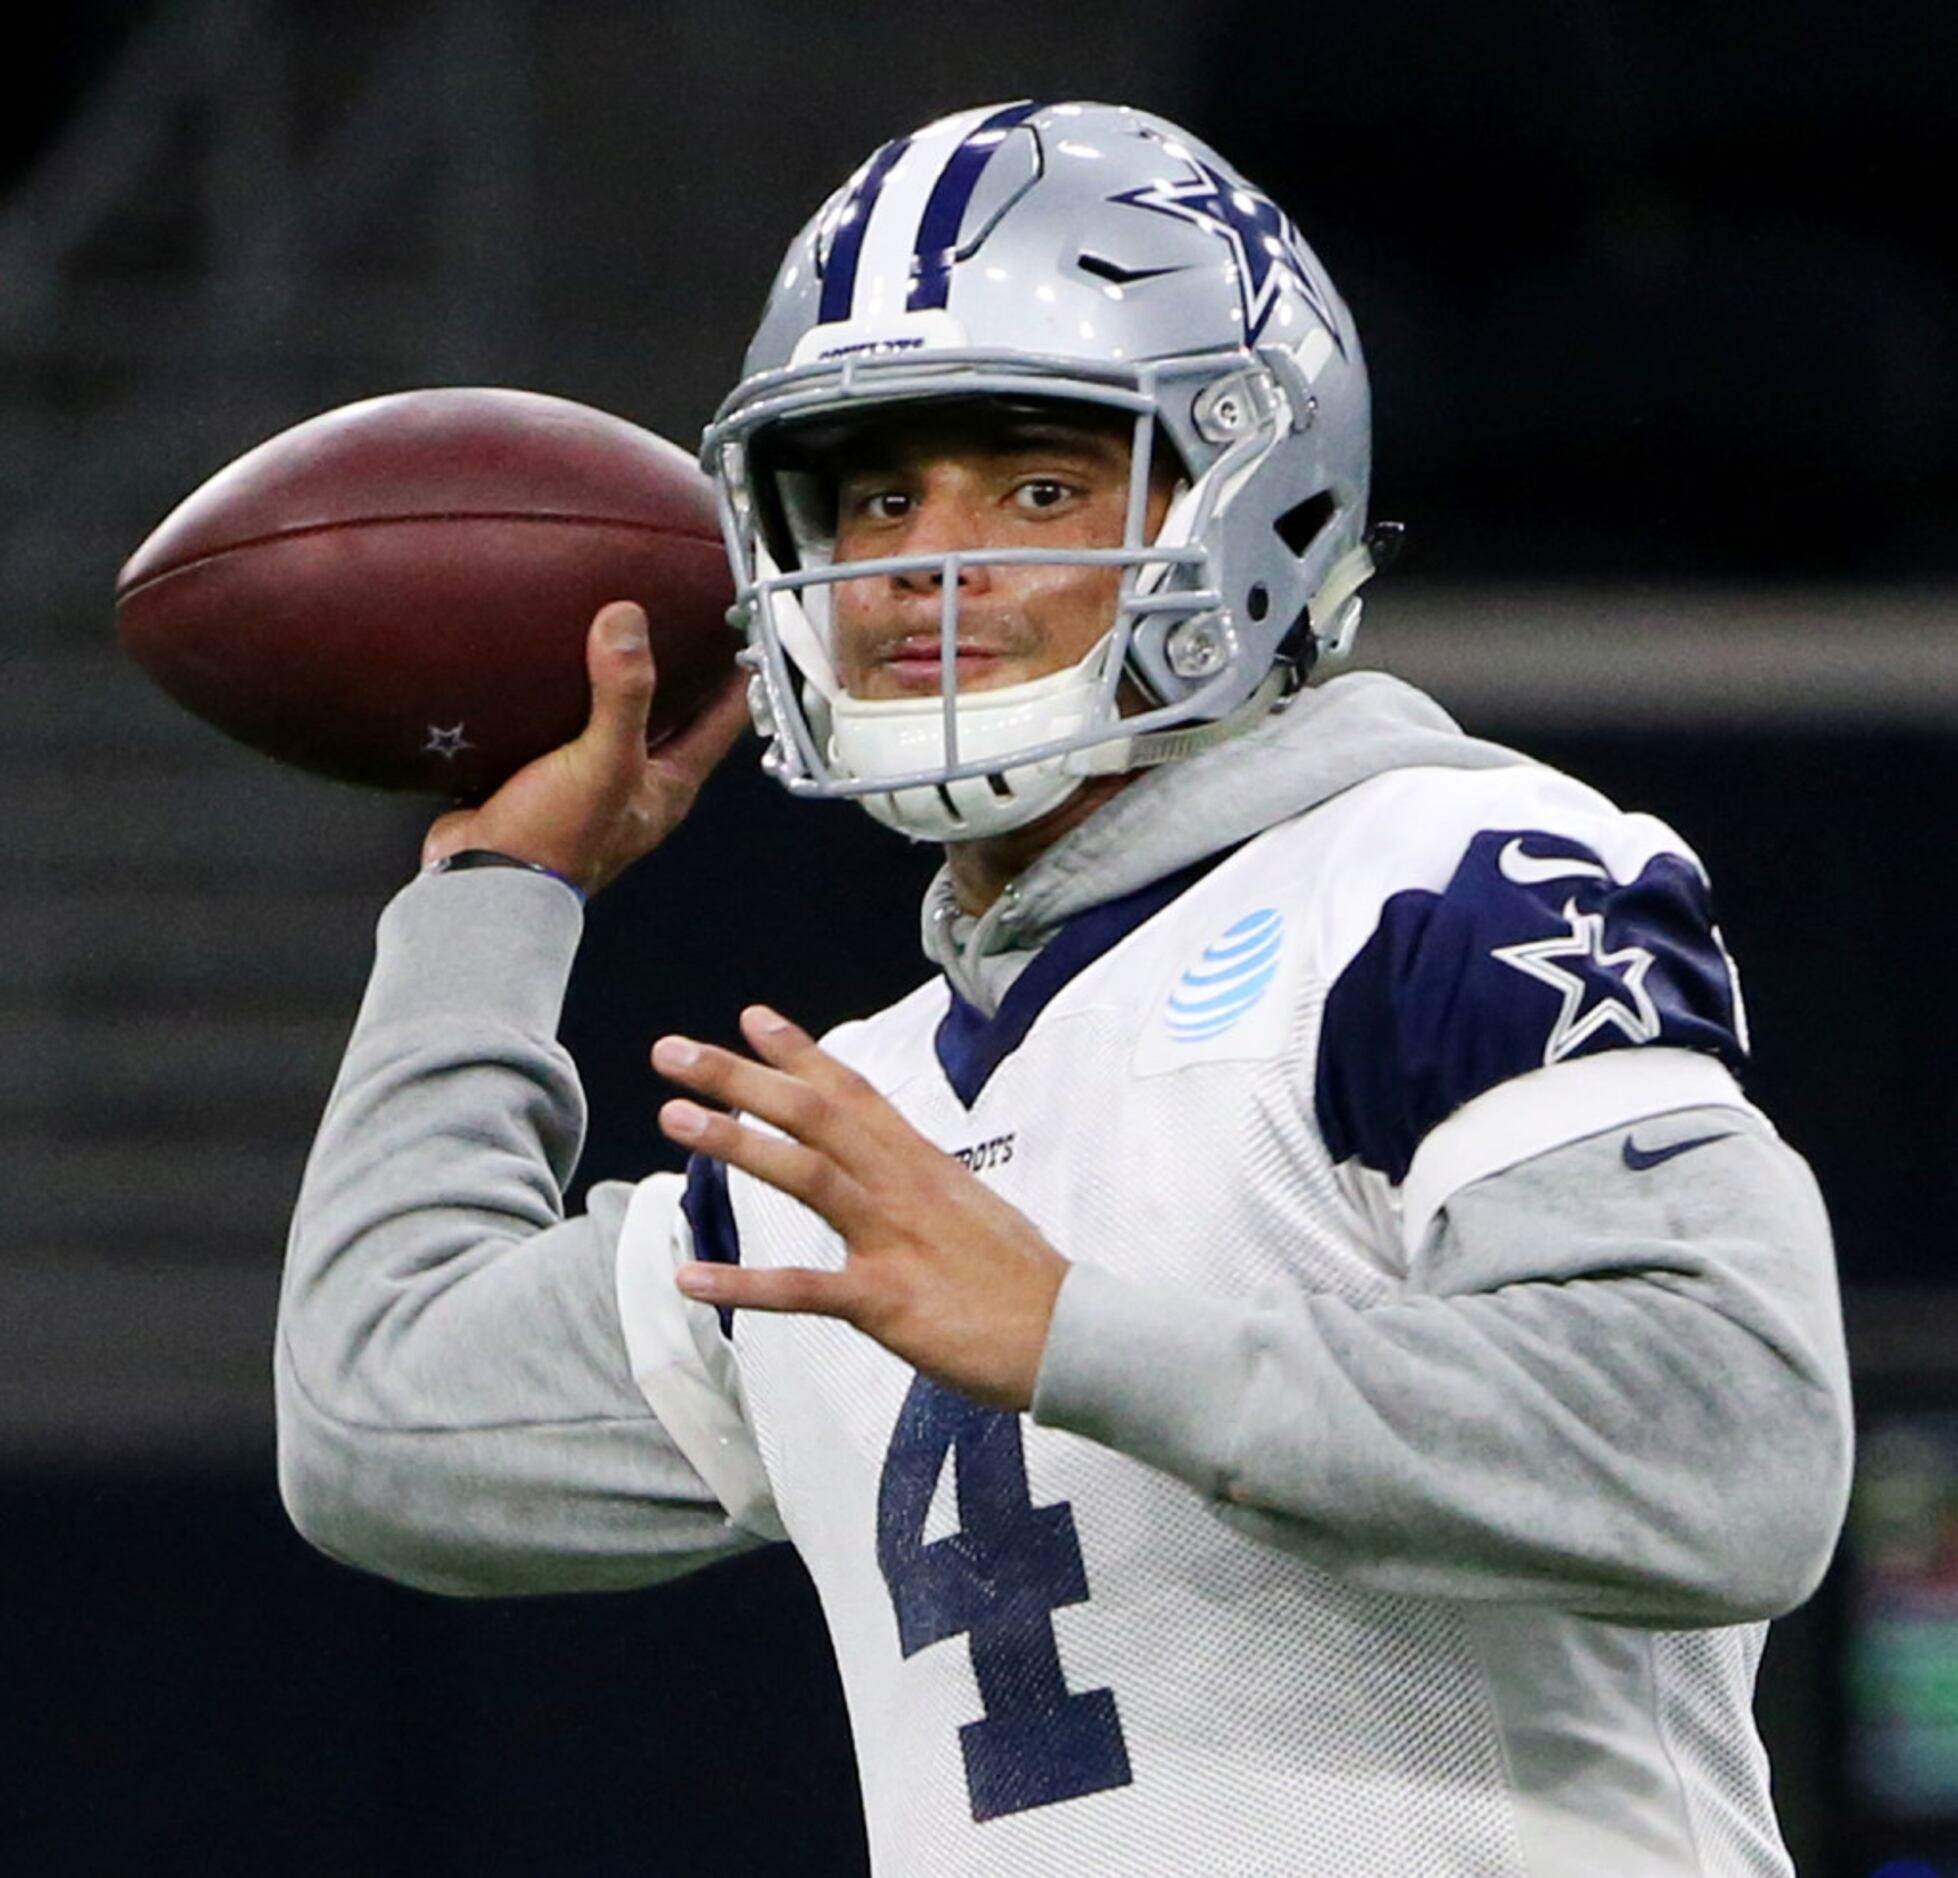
[1316,828,1746,1183]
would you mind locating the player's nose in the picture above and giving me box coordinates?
[888,487,993,595]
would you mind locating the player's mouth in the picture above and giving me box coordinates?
[875,636,1014,694]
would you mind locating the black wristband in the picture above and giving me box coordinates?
[426,848,586,903]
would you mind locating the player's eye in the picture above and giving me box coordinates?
[1013,478,1075,513]
[838,485,911,527]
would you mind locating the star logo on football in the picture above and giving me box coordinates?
[1491,899,1662,1066]
[424,723,473,760]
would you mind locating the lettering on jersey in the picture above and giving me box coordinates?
[876,1376,1132,1821]
[950,1133,1016,1173]
[1317,829,1747,1184]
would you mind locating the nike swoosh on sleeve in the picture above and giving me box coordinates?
[1497,837,1612,886]
[1621,1131,1735,1171]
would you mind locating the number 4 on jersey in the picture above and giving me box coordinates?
[876,1375,1132,1821]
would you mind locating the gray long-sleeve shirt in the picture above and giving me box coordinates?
[278,674,1850,1622]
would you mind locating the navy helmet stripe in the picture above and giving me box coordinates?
[907,101,1041,313]
[818,135,915,324]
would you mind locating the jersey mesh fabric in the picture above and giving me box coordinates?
[1655,1628,1788,1876]
[729,998,1529,1874]
[667,782,1783,1875]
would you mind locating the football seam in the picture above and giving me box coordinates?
[116,512,724,601]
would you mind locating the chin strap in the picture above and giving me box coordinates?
[1072,665,1294,776]
[1306,540,1380,664]
[1077,533,1383,778]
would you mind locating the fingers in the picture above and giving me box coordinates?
[420,805,474,868]
[653,1012,897,1169]
[659,1098,867,1231]
[739,1003,807,1056]
[580,602,656,768]
[736,1006,878,1103]
[676,1258,858,1320]
[652,1037,816,1143]
[737,1006,911,1149]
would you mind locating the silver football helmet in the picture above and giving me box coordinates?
[703,100,1381,842]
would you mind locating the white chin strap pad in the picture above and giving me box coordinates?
[827,644,1114,842]
[865,769,1080,844]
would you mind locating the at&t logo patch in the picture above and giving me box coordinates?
[1164,909,1284,1042]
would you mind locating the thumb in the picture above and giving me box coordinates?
[420,805,475,868]
[579,602,656,763]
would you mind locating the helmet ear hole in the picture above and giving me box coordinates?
[1275,490,1335,558]
[1268,494,1338,681]
[1247,583,1270,622]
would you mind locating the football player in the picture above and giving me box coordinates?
[279,102,1852,1875]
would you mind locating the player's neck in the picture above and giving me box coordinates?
[944,771,1139,916]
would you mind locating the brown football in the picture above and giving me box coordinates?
[115,387,739,798]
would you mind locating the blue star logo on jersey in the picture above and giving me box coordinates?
[1165,909,1284,1042]
[1112,149,1341,348]
[1491,899,1662,1066]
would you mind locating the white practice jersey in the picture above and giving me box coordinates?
[614,760,1785,1877]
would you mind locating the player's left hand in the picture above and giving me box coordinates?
[652,1006,1069,1412]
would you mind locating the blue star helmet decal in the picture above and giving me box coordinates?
[1112,140,1344,349]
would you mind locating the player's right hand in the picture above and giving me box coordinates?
[420,601,749,896]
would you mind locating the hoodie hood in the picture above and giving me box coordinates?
[922,672,1535,1013]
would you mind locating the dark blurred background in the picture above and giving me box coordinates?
[3,3,1954,1873]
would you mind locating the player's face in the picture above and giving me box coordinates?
[825,405,1178,701]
